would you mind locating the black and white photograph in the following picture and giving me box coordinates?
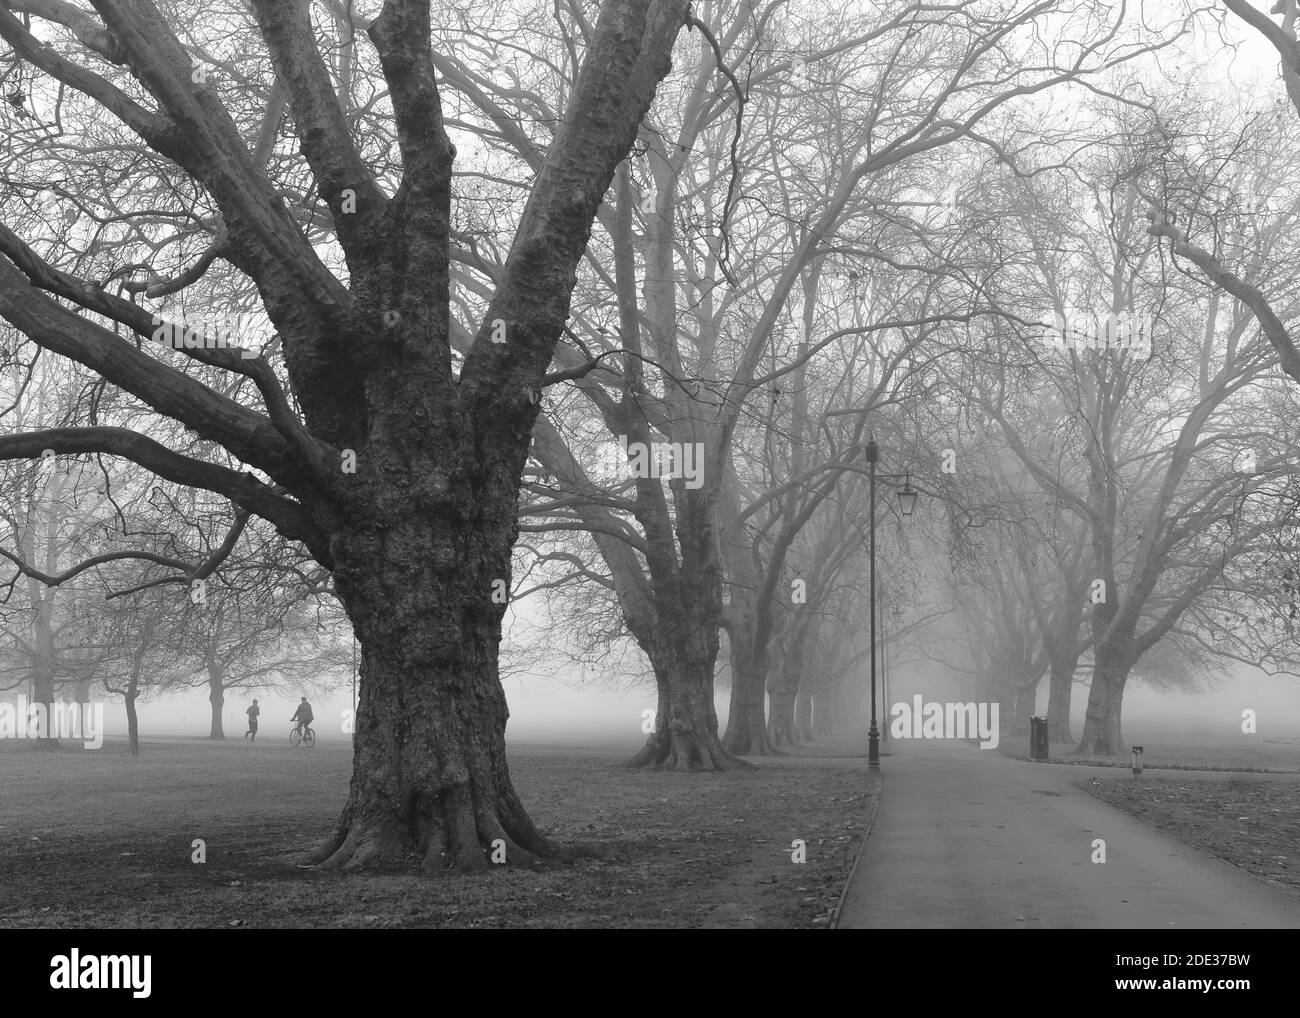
[0,0,1296,991]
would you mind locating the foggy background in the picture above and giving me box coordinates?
[16,657,1296,749]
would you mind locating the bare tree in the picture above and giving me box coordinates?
[0,0,687,871]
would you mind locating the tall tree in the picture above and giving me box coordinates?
[513,0,1152,767]
[0,0,687,871]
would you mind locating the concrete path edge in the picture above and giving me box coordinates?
[830,774,882,929]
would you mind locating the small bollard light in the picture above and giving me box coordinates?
[1131,745,1144,777]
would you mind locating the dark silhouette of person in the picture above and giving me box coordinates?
[290,697,314,739]
[244,699,260,741]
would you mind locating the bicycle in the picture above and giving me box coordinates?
[289,722,316,748]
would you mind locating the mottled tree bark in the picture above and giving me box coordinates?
[1075,648,1131,755]
[312,513,561,870]
[767,684,797,747]
[721,609,761,754]
[0,0,689,871]
[627,604,738,771]
[720,602,778,756]
[1046,656,1075,743]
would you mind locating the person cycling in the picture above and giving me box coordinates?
[290,697,314,740]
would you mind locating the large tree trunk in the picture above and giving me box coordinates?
[628,629,738,770]
[721,610,779,756]
[1010,676,1038,736]
[769,619,810,748]
[624,468,747,771]
[995,681,1017,736]
[125,655,143,756]
[26,479,61,749]
[794,684,813,744]
[1075,649,1130,755]
[768,682,797,747]
[29,591,59,749]
[721,617,752,753]
[1046,656,1075,743]
[744,667,770,752]
[126,692,140,757]
[310,517,560,872]
[804,655,833,737]
[207,666,225,740]
[29,666,59,750]
[812,685,834,736]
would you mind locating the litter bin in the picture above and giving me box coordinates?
[1029,716,1049,761]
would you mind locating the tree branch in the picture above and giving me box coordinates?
[0,255,339,495]
[0,428,331,565]
[458,0,690,406]
[248,0,390,264]
[1146,209,1300,383]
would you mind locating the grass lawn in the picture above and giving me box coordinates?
[998,731,1300,773]
[1078,776,1300,898]
[0,736,874,929]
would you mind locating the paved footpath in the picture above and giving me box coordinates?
[836,738,1300,929]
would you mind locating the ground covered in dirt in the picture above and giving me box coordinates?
[0,737,873,929]
[1079,776,1300,897]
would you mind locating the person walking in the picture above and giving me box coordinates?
[245,699,260,742]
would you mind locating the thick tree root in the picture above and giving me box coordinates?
[626,728,754,770]
[768,729,802,751]
[302,792,584,874]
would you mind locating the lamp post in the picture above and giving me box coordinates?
[881,609,888,745]
[863,435,918,769]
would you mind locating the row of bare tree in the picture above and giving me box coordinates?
[1,0,1296,870]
